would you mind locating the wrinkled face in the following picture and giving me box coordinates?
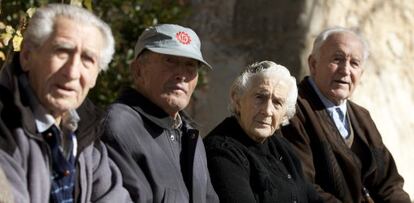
[132,52,199,117]
[20,17,103,120]
[235,76,289,143]
[309,32,364,105]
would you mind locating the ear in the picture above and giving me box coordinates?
[130,59,142,80]
[280,114,289,126]
[89,73,98,88]
[308,54,317,76]
[230,91,241,114]
[130,58,146,89]
[19,41,33,72]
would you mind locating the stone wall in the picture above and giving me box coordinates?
[184,0,414,199]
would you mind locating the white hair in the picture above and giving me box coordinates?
[23,3,115,71]
[311,26,370,62]
[229,60,298,126]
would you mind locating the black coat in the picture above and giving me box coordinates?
[204,116,324,203]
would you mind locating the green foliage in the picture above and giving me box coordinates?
[0,0,191,107]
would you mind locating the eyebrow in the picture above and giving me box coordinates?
[333,51,346,56]
[52,40,99,60]
[52,41,75,50]
[82,48,99,61]
[333,51,361,60]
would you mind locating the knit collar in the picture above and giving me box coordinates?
[213,116,273,153]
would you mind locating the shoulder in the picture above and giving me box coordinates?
[204,130,249,166]
[204,133,231,150]
[204,125,242,152]
[348,100,371,116]
[204,117,247,152]
[103,103,145,132]
[106,102,141,119]
[101,102,159,154]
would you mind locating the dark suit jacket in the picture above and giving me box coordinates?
[281,77,411,203]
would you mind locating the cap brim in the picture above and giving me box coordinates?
[146,46,212,70]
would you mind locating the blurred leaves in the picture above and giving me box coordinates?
[83,0,92,11]
[1,26,14,46]
[26,7,36,17]
[0,1,35,64]
[70,0,83,7]
[12,30,22,51]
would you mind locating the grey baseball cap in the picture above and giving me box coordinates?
[134,24,212,69]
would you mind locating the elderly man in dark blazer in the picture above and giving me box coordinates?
[281,27,411,203]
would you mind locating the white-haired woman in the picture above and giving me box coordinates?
[204,61,324,203]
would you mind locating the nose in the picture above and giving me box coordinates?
[174,64,197,82]
[62,54,81,80]
[261,99,274,116]
[339,60,352,75]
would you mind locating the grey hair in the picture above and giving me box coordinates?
[311,27,370,62]
[229,61,298,126]
[23,3,115,71]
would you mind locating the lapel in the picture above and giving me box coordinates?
[347,103,377,181]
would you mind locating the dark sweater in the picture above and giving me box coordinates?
[204,116,324,203]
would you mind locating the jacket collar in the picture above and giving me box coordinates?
[298,76,327,111]
[116,87,195,131]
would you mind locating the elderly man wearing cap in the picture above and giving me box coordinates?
[101,24,219,203]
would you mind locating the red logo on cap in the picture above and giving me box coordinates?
[176,31,191,45]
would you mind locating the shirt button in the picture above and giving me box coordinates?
[170,135,175,141]
[47,132,53,138]
[287,174,292,179]
[63,170,70,176]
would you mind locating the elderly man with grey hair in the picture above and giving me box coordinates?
[101,24,219,203]
[0,4,132,203]
[281,27,411,202]
[204,61,324,203]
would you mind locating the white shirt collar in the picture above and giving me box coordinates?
[308,77,347,114]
